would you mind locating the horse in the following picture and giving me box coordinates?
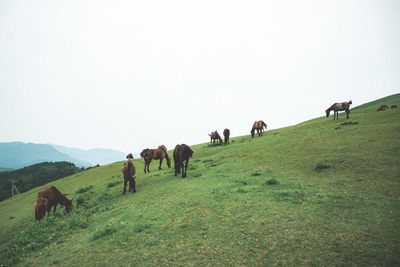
[126,153,134,159]
[325,100,352,120]
[209,131,222,144]
[173,144,194,178]
[140,145,171,173]
[37,186,74,216]
[391,105,398,109]
[122,160,136,194]
[34,197,48,221]
[251,121,267,137]
[223,128,230,144]
[377,105,386,112]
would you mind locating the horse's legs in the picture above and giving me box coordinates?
[123,179,127,194]
[53,204,57,213]
[184,159,189,178]
[146,159,151,172]
[181,160,185,178]
[159,157,163,170]
[47,204,52,216]
[346,109,349,118]
[144,162,147,173]
[132,179,136,193]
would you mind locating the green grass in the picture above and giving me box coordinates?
[1,94,399,266]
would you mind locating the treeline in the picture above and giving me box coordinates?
[0,162,81,201]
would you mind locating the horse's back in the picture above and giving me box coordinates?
[38,187,55,201]
[35,197,48,221]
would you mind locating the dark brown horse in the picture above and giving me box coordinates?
[251,120,267,137]
[326,100,352,120]
[34,197,48,221]
[223,128,230,144]
[391,105,397,109]
[37,186,74,216]
[122,160,136,194]
[126,153,134,159]
[173,144,194,178]
[209,131,222,144]
[140,145,171,173]
[377,105,386,112]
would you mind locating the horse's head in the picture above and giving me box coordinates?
[251,128,255,138]
[325,109,330,117]
[140,149,149,158]
[349,100,352,105]
[63,198,74,213]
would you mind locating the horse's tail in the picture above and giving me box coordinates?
[262,121,267,129]
[187,146,194,158]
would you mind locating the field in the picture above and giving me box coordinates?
[0,94,399,266]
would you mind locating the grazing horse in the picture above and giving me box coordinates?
[391,105,398,109]
[126,153,134,159]
[377,105,386,112]
[37,186,74,216]
[34,197,48,221]
[223,128,230,144]
[251,120,267,137]
[173,144,194,178]
[122,160,136,194]
[140,145,171,173]
[325,100,352,120]
[209,131,223,144]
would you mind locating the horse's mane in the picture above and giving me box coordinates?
[50,186,70,204]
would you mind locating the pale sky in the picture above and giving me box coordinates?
[1,0,399,154]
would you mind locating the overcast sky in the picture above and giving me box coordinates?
[0,0,399,154]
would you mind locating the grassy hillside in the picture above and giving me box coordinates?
[0,94,399,266]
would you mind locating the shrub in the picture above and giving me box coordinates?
[76,185,93,194]
[315,163,331,172]
[107,181,121,188]
[92,224,118,240]
[266,178,279,185]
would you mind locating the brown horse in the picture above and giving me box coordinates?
[377,105,386,112]
[326,100,352,120]
[223,128,230,144]
[209,131,223,144]
[251,121,267,137]
[122,160,136,194]
[126,153,134,159]
[140,145,171,173]
[34,197,48,221]
[391,105,398,109]
[173,144,194,178]
[37,186,74,216]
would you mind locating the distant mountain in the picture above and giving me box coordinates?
[0,142,92,169]
[49,144,127,166]
[0,161,81,201]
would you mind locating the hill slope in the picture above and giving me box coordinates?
[0,94,399,266]
[0,142,92,169]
